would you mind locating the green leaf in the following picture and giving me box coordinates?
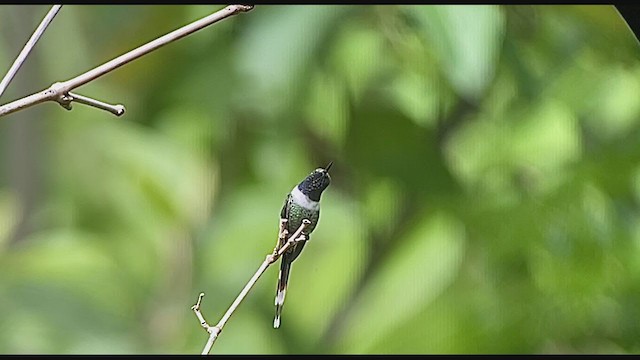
[237,5,352,116]
[387,70,440,128]
[335,211,466,353]
[584,65,640,139]
[0,229,131,317]
[328,20,387,103]
[304,70,349,147]
[409,5,506,100]
[445,99,581,196]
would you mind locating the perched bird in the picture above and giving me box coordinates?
[273,162,332,329]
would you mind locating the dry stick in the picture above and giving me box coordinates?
[66,92,125,116]
[0,5,62,99]
[0,4,254,118]
[192,219,311,355]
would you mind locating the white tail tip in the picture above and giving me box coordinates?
[275,289,286,306]
[273,316,281,329]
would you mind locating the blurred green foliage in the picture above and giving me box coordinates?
[0,4,639,354]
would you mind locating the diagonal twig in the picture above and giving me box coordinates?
[192,219,311,355]
[0,5,62,99]
[0,4,254,118]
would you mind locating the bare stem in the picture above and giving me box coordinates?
[0,5,62,99]
[66,92,125,116]
[0,4,254,118]
[191,219,311,355]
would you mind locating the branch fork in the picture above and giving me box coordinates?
[0,5,62,99]
[191,218,311,355]
[42,82,126,116]
[0,4,254,118]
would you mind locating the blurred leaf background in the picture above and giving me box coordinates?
[0,4,639,354]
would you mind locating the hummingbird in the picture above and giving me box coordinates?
[273,161,333,329]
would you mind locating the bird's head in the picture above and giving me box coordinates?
[298,161,332,201]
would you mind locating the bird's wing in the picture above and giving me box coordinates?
[278,193,292,249]
[280,193,291,220]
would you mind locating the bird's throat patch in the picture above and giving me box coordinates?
[291,186,320,211]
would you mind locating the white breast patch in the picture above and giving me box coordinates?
[291,186,320,211]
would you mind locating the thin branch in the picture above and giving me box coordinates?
[66,92,125,116]
[0,5,62,99]
[0,4,254,118]
[192,219,311,355]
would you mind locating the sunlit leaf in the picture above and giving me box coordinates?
[584,65,640,139]
[409,5,506,101]
[304,70,349,147]
[237,5,353,117]
[387,70,440,128]
[335,211,465,353]
[328,20,387,103]
[445,99,581,197]
[0,229,131,317]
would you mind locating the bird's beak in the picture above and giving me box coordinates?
[325,161,333,173]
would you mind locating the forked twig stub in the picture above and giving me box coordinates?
[191,219,310,355]
[65,92,125,116]
[0,4,254,118]
[191,292,212,330]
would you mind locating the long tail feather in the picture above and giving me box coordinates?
[273,257,291,329]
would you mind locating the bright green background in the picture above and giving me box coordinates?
[0,4,639,354]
